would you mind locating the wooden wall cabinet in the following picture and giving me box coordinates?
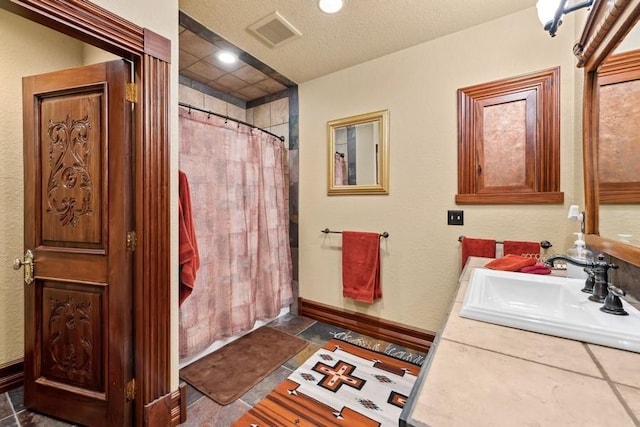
[456,67,563,204]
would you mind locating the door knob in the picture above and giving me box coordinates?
[13,249,35,285]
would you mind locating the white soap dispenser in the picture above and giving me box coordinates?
[566,232,593,279]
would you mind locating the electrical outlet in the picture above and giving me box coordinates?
[447,210,464,226]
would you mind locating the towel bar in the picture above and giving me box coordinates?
[322,228,389,238]
[458,235,552,249]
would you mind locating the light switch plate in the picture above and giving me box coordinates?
[448,210,464,226]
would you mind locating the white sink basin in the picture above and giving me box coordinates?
[460,268,640,353]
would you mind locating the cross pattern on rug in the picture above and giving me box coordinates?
[312,358,366,392]
[232,338,420,426]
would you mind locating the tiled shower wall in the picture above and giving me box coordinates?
[178,84,248,122]
[178,84,300,307]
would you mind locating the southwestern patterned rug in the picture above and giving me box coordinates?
[232,338,420,426]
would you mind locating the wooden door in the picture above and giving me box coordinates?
[20,60,134,426]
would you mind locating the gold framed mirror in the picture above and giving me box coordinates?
[578,0,640,265]
[327,109,389,195]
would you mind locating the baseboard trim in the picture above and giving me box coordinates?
[145,383,187,427]
[298,298,435,353]
[0,359,24,394]
[173,383,187,425]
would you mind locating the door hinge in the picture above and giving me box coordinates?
[126,83,137,103]
[126,231,137,252]
[126,378,136,401]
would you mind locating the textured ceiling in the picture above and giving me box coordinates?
[179,0,538,86]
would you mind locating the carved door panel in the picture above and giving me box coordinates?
[21,60,133,426]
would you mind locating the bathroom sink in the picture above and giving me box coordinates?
[460,268,640,353]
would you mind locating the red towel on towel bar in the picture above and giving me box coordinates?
[503,240,541,258]
[461,237,496,269]
[342,231,382,303]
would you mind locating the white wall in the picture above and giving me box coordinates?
[299,7,583,333]
[0,9,86,365]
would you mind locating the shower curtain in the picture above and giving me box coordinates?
[178,108,293,359]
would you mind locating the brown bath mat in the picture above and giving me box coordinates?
[179,326,307,405]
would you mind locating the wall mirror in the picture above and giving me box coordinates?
[597,22,640,248]
[579,0,640,265]
[327,109,389,195]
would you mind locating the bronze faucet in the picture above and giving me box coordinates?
[545,254,624,314]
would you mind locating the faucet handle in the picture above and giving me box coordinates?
[608,285,626,298]
[593,254,618,271]
[601,284,628,316]
[581,268,595,294]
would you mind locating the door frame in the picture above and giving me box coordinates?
[0,0,173,425]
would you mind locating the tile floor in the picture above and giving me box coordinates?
[0,314,426,426]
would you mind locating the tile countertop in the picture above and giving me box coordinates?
[401,257,640,427]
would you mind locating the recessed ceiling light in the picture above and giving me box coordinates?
[318,0,343,14]
[216,51,238,64]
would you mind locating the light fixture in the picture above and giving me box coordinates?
[536,0,594,37]
[318,0,343,14]
[216,51,238,64]
[567,204,585,233]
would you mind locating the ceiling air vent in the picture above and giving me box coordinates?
[248,11,301,48]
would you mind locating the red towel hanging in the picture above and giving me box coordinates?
[461,237,496,269]
[179,170,200,306]
[503,240,541,258]
[342,231,382,303]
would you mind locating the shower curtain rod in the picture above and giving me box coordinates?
[178,102,286,142]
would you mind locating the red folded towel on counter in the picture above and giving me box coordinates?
[485,254,536,272]
[461,237,496,269]
[342,231,382,303]
[503,240,541,258]
[520,262,552,275]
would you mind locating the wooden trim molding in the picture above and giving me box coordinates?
[143,384,187,427]
[144,28,171,63]
[1,2,173,426]
[175,383,188,425]
[575,0,640,70]
[586,234,640,267]
[598,48,640,77]
[583,70,599,235]
[298,298,435,353]
[0,359,23,394]
[0,0,143,59]
[455,192,564,205]
[579,0,640,268]
[136,52,172,426]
